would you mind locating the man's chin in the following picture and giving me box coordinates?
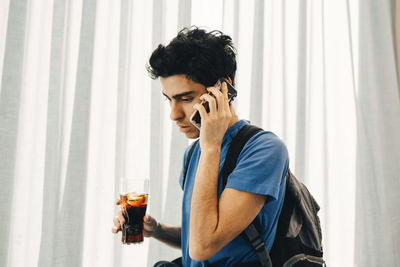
[184,128,200,139]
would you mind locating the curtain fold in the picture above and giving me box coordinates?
[37,0,66,264]
[395,0,400,95]
[249,0,265,127]
[0,0,28,264]
[294,0,308,180]
[147,0,166,264]
[39,0,97,266]
[355,0,400,265]
[113,0,130,266]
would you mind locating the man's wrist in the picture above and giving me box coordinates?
[201,145,221,155]
[155,221,162,237]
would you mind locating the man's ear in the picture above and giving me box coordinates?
[226,77,233,85]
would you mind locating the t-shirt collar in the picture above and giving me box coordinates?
[221,119,250,145]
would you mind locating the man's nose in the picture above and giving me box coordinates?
[170,101,184,121]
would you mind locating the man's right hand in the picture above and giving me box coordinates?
[111,199,159,238]
[112,199,181,248]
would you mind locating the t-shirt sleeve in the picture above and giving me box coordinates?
[225,131,289,200]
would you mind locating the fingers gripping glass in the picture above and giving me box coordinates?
[190,78,237,130]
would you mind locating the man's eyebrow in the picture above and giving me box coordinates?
[162,91,195,99]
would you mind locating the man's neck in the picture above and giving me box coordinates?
[227,114,239,129]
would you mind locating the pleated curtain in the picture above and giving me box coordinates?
[0,0,399,266]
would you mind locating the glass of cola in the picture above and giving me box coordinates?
[119,178,149,244]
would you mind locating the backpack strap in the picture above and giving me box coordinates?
[221,124,272,267]
[221,124,263,188]
[182,139,199,189]
[241,222,272,267]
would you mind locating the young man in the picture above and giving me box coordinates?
[112,27,289,266]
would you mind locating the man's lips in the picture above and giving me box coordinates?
[178,125,191,133]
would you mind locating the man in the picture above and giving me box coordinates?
[112,27,289,266]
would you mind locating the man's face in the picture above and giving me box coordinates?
[160,74,207,139]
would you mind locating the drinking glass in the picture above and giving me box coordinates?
[119,178,149,244]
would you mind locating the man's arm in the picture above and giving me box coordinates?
[190,83,267,261]
[150,218,182,249]
[189,148,266,260]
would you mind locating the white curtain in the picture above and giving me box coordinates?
[0,0,399,266]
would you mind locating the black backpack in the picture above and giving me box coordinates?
[182,125,325,267]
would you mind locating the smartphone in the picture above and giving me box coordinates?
[190,78,237,130]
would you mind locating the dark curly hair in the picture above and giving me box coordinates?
[147,26,237,86]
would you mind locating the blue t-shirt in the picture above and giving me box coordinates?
[178,120,289,267]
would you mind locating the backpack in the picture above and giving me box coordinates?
[182,124,325,267]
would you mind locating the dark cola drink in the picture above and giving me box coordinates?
[120,192,148,244]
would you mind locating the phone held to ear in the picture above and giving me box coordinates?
[190,78,237,130]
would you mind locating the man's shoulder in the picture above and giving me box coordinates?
[225,127,289,197]
[240,128,288,157]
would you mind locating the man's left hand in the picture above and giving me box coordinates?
[193,81,233,151]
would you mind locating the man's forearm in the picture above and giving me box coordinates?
[153,222,182,249]
[189,148,221,255]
